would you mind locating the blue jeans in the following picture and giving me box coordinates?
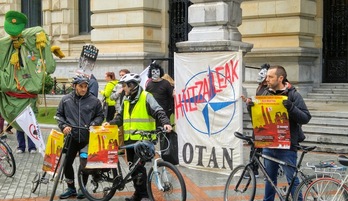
[16,130,36,152]
[262,148,302,201]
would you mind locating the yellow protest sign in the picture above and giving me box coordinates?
[251,96,290,149]
[42,129,64,173]
[86,125,119,169]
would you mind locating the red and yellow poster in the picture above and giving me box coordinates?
[42,129,64,173]
[86,125,119,169]
[251,96,290,149]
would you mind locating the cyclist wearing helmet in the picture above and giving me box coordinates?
[56,74,104,199]
[103,73,172,201]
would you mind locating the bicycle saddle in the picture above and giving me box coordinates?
[338,155,348,167]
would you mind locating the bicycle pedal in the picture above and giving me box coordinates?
[41,178,49,184]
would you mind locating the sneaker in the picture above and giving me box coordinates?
[76,189,85,199]
[29,149,37,154]
[59,187,77,199]
[16,149,24,154]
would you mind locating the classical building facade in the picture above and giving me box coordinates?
[0,0,346,96]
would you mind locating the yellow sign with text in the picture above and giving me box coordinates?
[251,96,290,149]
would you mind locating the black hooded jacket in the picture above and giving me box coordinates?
[262,83,311,150]
[56,90,104,144]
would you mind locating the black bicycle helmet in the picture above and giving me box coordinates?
[119,73,141,84]
[134,140,155,161]
[72,74,89,85]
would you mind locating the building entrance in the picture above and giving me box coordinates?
[323,0,348,83]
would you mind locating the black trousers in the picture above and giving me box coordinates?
[126,146,148,198]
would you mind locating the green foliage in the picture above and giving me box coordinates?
[43,74,54,94]
[37,107,57,124]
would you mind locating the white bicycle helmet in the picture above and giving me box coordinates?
[134,140,155,161]
[119,73,141,84]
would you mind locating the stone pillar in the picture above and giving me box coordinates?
[176,0,252,53]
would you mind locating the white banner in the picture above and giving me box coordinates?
[174,51,244,173]
[15,105,45,156]
[140,66,150,88]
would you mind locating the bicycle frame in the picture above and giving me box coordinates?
[250,149,305,200]
[233,131,316,201]
[115,129,174,191]
[114,142,167,191]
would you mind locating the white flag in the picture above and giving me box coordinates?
[15,105,45,156]
[139,66,150,88]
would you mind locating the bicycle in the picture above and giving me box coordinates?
[30,117,89,201]
[0,134,16,177]
[299,155,348,201]
[224,131,317,201]
[77,126,187,201]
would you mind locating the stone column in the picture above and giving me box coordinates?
[176,0,252,53]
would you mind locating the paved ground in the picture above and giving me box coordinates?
[0,126,346,201]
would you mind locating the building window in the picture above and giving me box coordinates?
[21,0,42,27]
[79,0,92,35]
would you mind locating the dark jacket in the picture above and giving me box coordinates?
[88,74,99,97]
[262,83,311,151]
[56,90,104,144]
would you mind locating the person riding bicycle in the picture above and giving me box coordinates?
[257,65,311,201]
[55,74,104,199]
[103,73,172,201]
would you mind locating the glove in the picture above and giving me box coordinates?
[283,99,294,111]
[246,100,254,107]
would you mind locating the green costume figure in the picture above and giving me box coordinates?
[0,11,61,130]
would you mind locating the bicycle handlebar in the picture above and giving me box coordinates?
[132,124,175,139]
[54,116,89,130]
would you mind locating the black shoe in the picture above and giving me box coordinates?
[125,194,141,201]
[59,187,77,199]
[125,194,150,201]
[76,189,85,199]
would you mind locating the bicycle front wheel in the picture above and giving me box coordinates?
[0,140,16,177]
[147,161,186,201]
[303,177,348,201]
[293,174,330,201]
[224,165,256,201]
[50,153,66,201]
[78,165,118,201]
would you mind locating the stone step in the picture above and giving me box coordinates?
[312,88,348,93]
[303,125,348,135]
[308,117,347,127]
[310,111,348,118]
[307,93,348,99]
[304,98,348,103]
[319,83,348,89]
[300,141,348,154]
[303,132,348,145]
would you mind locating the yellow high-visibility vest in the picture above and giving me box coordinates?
[123,91,156,141]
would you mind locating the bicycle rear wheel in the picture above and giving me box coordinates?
[0,140,16,177]
[78,165,118,201]
[147,161,186,201]
[224,165,256,201]
[303,177,348,201]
